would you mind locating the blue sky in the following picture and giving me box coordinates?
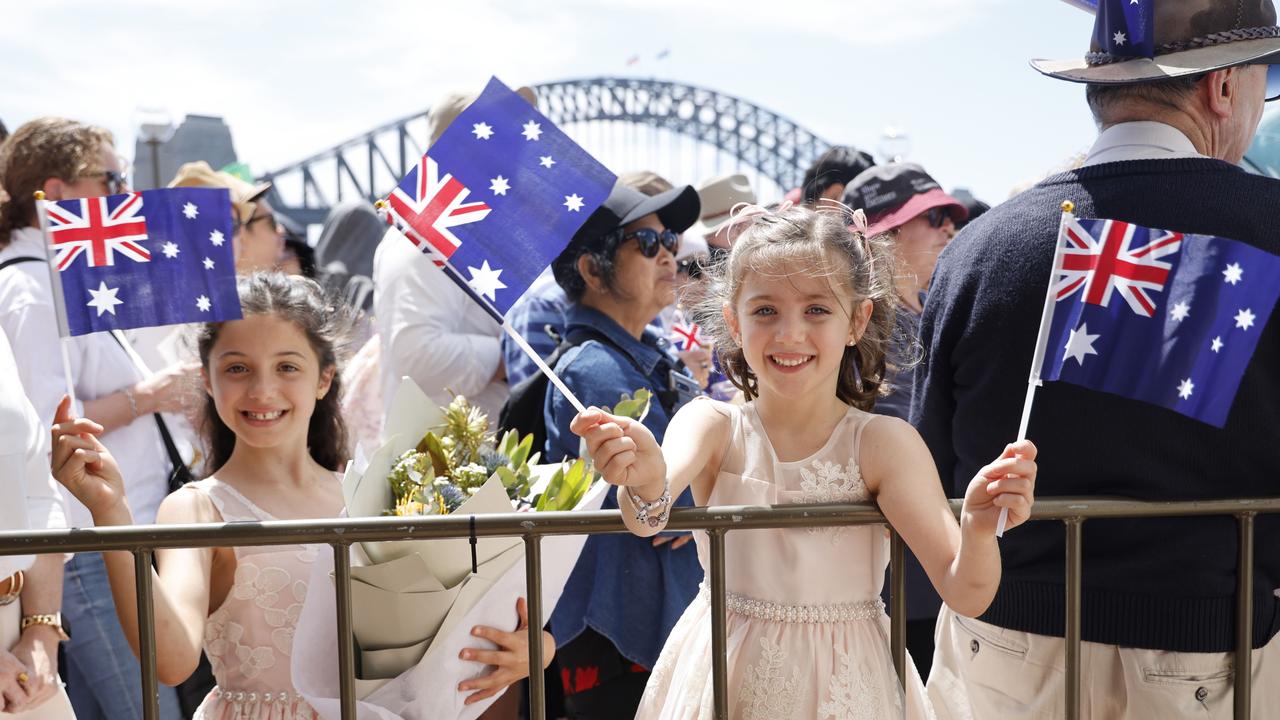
[2,1,1100,205]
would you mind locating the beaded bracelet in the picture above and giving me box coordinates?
[123,386,139,419]
[627,480,672,529]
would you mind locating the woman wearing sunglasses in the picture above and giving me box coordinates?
[543,182,704,719]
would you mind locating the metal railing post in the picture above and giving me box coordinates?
[709,528,729,720]
[1235,512,1256,720]
[332,543,356,720]
[524,535,546,720]
[889,529,907,691]
[134,549,159,720]
[1064,518,1084,720]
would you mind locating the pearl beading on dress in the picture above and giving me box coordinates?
[724,589,885,624]
[212,687,303,704]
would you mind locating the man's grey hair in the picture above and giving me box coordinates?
[1085,75,1205,125]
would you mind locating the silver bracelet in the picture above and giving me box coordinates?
[122,386,139,418]
[627,480,672,528]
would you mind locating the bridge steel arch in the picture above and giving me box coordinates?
[259,77,832,227]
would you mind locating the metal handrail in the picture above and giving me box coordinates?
[2,496,1275,720]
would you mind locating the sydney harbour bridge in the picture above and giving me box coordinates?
[255,77,834,228]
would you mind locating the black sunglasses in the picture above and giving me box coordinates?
[925,207,953,229]
[80,170,129,195]
[624,227,680,258]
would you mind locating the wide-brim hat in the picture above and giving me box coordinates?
[168,160,271,224]
[843,163,967,237]
[688,173,757,238]
[1032,0,1280,84]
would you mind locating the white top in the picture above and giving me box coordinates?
[1084,121,1206,167]
[0,326,68,578]
[0,228,170,527]
[372,227,507,423]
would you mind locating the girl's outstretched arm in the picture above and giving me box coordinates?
[861,416,1036,618]
[50,395,215,686]
[571,399,732,537]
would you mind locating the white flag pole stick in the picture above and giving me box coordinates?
[998,200,1075,537]
[33,193,78,410]
[501,321,588,416]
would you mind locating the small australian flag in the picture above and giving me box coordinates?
[43,187,242,337]
[1094,0,1154,59]
[383,76,616,322]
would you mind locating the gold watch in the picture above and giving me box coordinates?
[20,612,70,641]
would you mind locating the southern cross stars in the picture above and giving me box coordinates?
[539,155,556,169]
[1211,336,1224,353]
[1063,323,1100,366]
[1177,378,1195,400]
[521,121,543,141]
[162,242,179,259]
[1169,300,1190,322]
[210,229,226,246]
[87,281,123,316]
[1223,262,1244,285]
[196,295,212,312]
[564,194,585,212]
[472,122,494,140]
[203,257,216,270]
[467,260,507,301]
[1235,308,1256,330]
[489,176,511,196]
[1113,31,1127,46]
[182,202,199,219]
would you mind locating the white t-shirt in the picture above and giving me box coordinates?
[0,325,68,578]
[372,227,508,424]
[0,228,170,527]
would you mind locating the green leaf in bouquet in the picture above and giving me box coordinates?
[536,465,567,512]
[611,388,652,422]
[509,432,534,469]
[420,432,452,480]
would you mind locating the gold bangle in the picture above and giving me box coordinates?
[20,612,69,641]
[0,570,23,606]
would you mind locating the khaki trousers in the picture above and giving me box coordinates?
[1,601,75,719]
[927,606,1280,720]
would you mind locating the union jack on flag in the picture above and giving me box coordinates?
[1039,214,1280,427]
[46,193,151,270]
[1056,216,1181,317]
[669,312,706,352]
[382,76,615,321]
[386,155,491,262]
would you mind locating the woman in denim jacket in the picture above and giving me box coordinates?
[543,182,703,719]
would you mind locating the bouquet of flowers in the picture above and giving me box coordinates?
[292,378,647,719]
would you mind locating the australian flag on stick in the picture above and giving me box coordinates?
[383,76,615,323]
[1037,214,1280,427]
[1093,0,1154,58]
[41,187,242,337]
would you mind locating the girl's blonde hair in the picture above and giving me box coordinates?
[691,204,898,411]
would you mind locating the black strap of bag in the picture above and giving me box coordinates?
[0,256,44,272]
[105,331,193,493]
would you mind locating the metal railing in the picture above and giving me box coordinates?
[1,496,1275,720]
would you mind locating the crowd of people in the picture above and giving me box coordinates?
[2,1,1280,718]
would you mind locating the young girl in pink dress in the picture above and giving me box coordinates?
[51,273,549,719]
[572,205,1038,719]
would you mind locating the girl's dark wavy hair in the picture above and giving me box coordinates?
[691,204,898,411]
[195,272,354,472]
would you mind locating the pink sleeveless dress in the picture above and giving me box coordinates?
[185,479,321,720]
[635,403,935,720]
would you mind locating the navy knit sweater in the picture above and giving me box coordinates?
[912,158,1280,653]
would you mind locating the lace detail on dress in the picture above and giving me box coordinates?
[798,458,868,540]
[818,648,899,719]
[739,636,802,720]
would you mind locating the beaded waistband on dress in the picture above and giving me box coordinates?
[701,584,885,623]
[212,687,304,705]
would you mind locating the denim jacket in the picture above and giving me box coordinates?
[544,304,703,668]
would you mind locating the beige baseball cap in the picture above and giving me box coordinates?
[688,173,756,239]
[426,86,537,146]
[167,161,271,224]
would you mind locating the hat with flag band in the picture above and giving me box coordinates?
[1035,0,1280,96]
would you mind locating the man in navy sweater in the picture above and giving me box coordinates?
[915,1,1280,717]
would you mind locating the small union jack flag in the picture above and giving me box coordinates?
[1040,214,1280,427]
[47,193,151,270]
[668,313,706,352]
[381,76,615,321]
[42,187,241,337]
[1056,216,1182,317]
